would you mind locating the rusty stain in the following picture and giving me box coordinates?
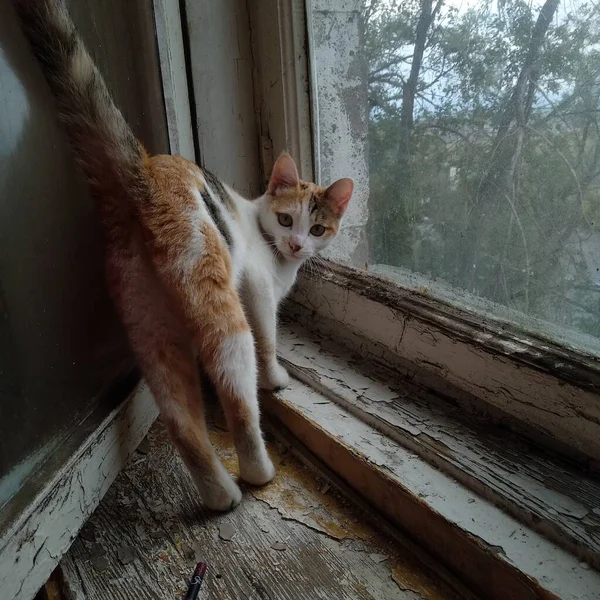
[67,419,472,599]
[208,425,465,600]
[210,427,373,540]
[257,452,373,540]
[352,581,371,598]
[391,563,448,600]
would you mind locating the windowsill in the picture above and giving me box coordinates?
[285,261,600,467]
[367,262,600,359]
[0,379,157,600]
[263,319,600,599]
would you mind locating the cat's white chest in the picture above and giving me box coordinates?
[272,262,299,302]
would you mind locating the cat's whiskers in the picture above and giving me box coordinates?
[305,256,320,278]
[260,237,282,259]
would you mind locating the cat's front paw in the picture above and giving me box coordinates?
[259,361,290,391]
[239,453,276,486]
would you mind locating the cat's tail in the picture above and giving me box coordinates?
[12,0,147,230]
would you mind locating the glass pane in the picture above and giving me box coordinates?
[0,0,168,515]
[310,0,600,355]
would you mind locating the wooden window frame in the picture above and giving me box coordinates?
[2,1,186,596]
[250,0,600,465]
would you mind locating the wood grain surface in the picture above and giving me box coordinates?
[60,419,462,600]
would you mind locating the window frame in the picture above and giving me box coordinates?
[250,0,600,465]
[247,0,314,186]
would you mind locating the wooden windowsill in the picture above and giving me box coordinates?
[261,320,600,599]
[1,380,158,600]
[287,261,600,467]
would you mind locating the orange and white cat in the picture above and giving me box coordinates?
[13,0,353,510]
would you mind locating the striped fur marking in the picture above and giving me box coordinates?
[200,188,233,248]
[202,168,236,214]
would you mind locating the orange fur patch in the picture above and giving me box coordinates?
[269,180,342,236]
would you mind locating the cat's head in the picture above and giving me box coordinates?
[258,153,353,261]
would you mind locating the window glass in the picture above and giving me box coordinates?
[310,0,600,354]
[0,0,167,515]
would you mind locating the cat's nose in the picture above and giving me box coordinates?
[288,241,302,253]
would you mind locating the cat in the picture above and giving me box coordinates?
[12,0,353,511]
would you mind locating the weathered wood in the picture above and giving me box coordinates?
[0,383,158,600]
[60,420,465,600]
[309,0,370,265]
[286,261,600,464]
[262,377,600,600]
[277,322,600,571]
[248,0,314,188]
[183,0,261,197]
[264,415,481,600]
[152,0,195,161]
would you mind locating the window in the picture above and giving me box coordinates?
[309,0,600,356]
[1,3,166,596]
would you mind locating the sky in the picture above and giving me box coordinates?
[378,0,587,21]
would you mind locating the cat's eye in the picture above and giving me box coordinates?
[310,224,326,237]
[278,213,293,227]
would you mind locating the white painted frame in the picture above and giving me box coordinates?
[182,0,262,198]
[248,0,314,186]
[287,264,600,463]
[152,0,195,161]
[1,383,158,600]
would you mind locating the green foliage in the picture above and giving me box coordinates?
[364,0,600,341]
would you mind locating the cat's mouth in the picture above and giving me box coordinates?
[274,240,299,260]
[279,245,306,261]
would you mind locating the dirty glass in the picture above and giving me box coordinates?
[310,0,600,354]
[0,0,167,516]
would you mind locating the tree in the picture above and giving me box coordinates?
[364,0,600,342]
[460,0,560,298]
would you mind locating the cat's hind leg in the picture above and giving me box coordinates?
[150,221,275,487]
[197,312,276,487]
[114,249,242,511]
[140,335,244,511]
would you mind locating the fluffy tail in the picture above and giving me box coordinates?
[12,0,147,231]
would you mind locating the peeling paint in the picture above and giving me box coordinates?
[0,383,157,600]
[210,427,375,542]
[266,377,600,600]
[287,264,600,465]
[60,419,466,600]
[276,320,600,571]
[310,0,370,265]
[391,564,446,600]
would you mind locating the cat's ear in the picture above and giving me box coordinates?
[325,178,354,217]
[267,153,300,195]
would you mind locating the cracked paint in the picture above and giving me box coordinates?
[276,319,600,570]
[210,427,373,542]
[59,420,468,600]
[207,424,460,598]
[1,384,158,600]
[287,264,600,464]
